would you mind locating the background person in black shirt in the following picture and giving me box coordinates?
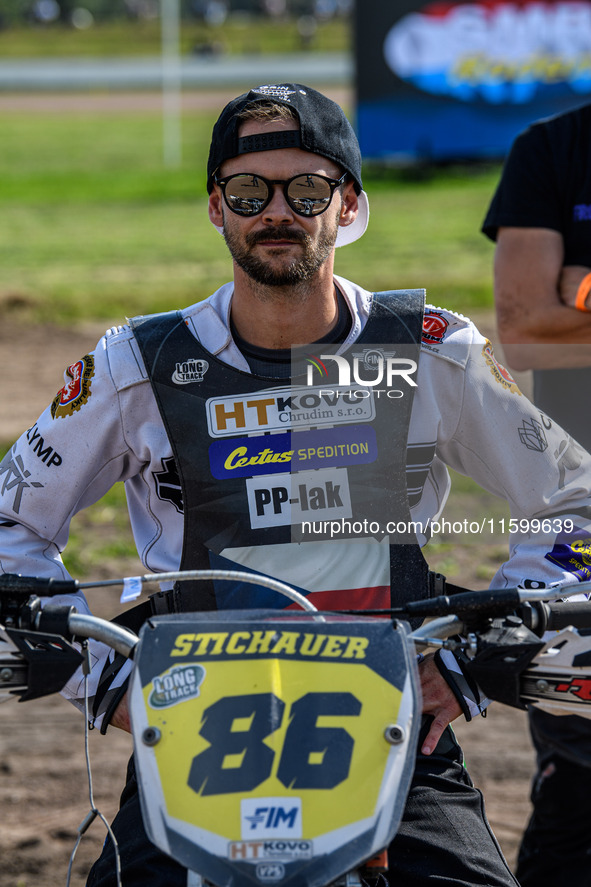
[483,103,591,887]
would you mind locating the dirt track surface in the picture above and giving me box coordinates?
[0,88,351,114]
[0,321,109,442]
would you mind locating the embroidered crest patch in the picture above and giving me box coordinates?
[482,342,521,395]
[51,355,95,419]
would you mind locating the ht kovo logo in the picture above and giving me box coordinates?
[305,349,418,393]
[206,387,375,437]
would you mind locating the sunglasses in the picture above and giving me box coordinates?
[214,172,348,218]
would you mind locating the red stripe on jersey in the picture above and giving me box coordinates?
[286,585,390,611]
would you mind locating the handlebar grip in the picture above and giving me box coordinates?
[0,573,78,596]
[543,600,591,631]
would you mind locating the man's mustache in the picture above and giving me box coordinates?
[245,227,310,247]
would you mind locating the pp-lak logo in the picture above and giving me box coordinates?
[246,468,351,528]
[241,798,302,839]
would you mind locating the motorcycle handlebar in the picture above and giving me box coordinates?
[37,599,591,658]
[36,606,468,659]
[0,572,78,596]
[35,606,139,658]
[68,613,139,658]
[6,570,591,658]
[536,600,591,633]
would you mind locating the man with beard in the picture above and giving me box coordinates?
[2,84,591,887]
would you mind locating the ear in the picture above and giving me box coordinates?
[209,187,224,228]
[338,180,359,231]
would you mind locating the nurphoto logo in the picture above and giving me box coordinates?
[305,351,417,389]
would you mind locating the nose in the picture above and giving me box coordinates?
[262,183,295,226]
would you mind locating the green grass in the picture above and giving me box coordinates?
[0,108,501,325]
[58,483,139,578]
[337,165,500,312]
[0,17,350,57]
[423,468,510,588]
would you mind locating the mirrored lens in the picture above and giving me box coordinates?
[287,174,333,216]
[224,174,270,215]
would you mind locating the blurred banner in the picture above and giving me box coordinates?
[354,0,591,162]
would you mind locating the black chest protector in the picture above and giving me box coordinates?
[130,290,439,617]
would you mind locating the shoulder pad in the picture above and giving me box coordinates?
[103,324,148,391]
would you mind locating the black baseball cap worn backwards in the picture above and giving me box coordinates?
[207,83,369,247]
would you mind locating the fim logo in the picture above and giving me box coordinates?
[241,798,303,840]
[353,348,398,372]
[172,358,209,384]
[149,664,205,708]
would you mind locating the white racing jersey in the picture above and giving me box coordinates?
[1,275,591,724]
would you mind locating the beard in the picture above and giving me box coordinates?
[223,219,339,288]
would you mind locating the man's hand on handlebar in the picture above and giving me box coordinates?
[109,691,131,733]
[418,654,463,755]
